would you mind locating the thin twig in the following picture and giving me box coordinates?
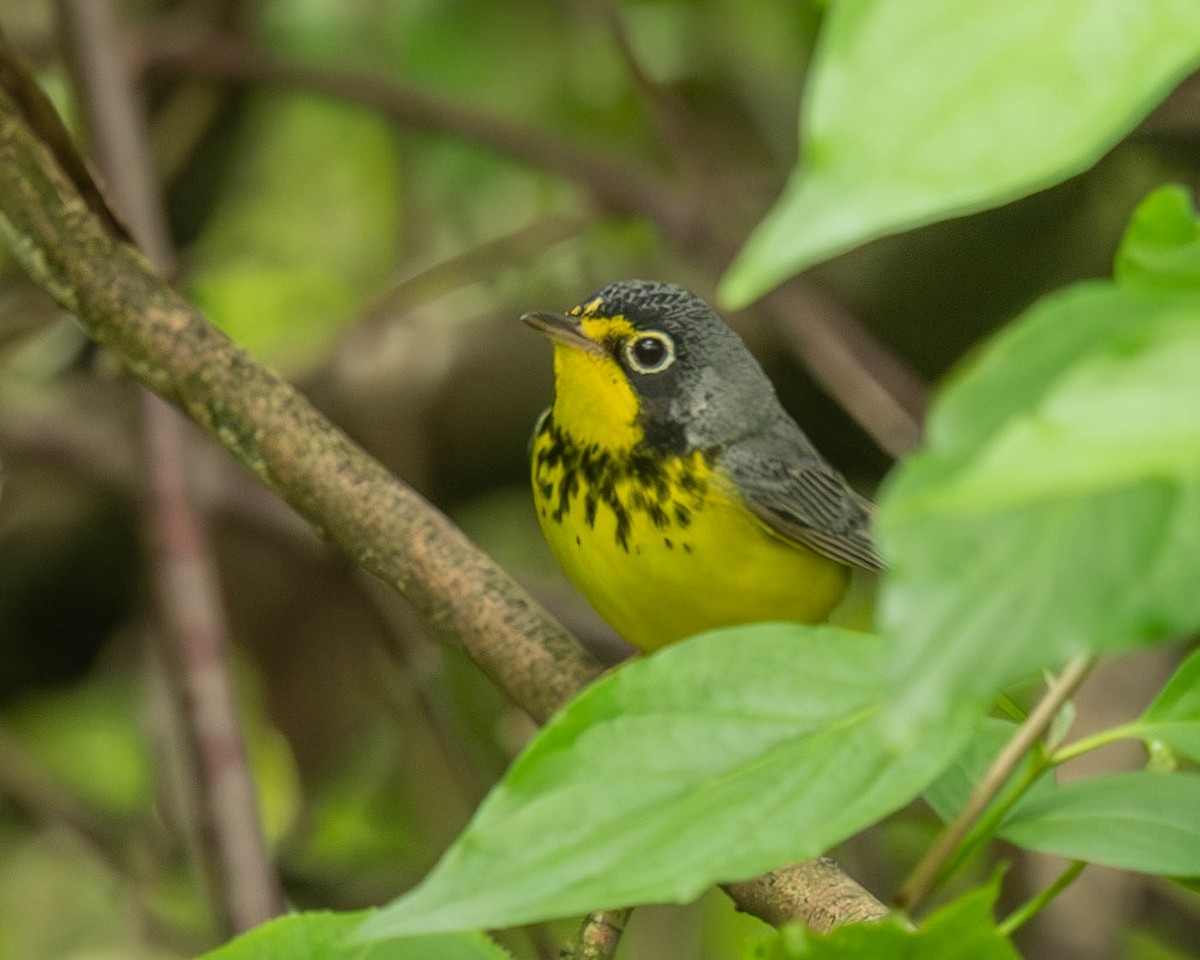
[568,907,633,960]
[55,0,282,931]
[590,0,703,182]
[895,655,1095,913]
[0,38,885,932]
[354,212,589,332]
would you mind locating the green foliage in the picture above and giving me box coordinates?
[1115,186,1200,292]
[195,911,511,960]
[1137,647,1200,763]
[721,0,1200,305]
[9,1,1200,956]
[999,772,1200,876]
[878,193,1200,727]
[751,882,1019,960]
[358,626,975,938]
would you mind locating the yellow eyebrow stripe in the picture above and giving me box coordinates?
[581,313,636,342]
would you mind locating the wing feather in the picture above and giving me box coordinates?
[721,419,883,571]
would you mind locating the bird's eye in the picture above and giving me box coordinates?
[624,331,676,374]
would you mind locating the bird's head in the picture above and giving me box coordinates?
[523,280,779,452]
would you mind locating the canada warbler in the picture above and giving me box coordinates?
[523,280,880,652]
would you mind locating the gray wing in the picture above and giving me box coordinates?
[722,417,883,571]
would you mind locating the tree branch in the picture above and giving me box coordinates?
[724,858,888,931]
[0,43,602,727]
[0,36,886,933]
[568,907,633,960]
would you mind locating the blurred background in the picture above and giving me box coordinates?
[0,1,1198,957]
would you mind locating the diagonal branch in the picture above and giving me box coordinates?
[0,47,602,727]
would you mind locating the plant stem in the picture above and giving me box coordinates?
[895,655,1094,913]
[1049,722,1143,766]
[568,908,634,960]
[934,750,1049,885]
[997,861,1086,936]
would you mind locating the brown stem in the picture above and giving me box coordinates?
[0,36,884,932]
[568,907,633,960]
[55,0,283,931]
[759,285,927,457]
[724,858,889,932]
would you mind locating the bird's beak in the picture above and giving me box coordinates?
[521,311,606,356]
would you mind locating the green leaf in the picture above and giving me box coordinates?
[879,280,1200,728]
[197,911,511,960]
[720,1,1200,305]
[360,625,975,938]
[1137,647,1200,763]
[924,718,1056,824]
[752,880,1019,960]
[1115,185,1200,293]
[1000,771,1200,876]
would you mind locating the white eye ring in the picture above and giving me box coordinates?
[624,331,676,374]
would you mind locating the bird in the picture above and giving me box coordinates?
[523,280,881,652]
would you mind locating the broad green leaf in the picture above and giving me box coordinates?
[1115,186,1200,293]
[720,1,1200,305]
[879,280,1200,728]
[1137,647,1200,763]
[198,911,510,960]
[752,880,1019,960]
[924,718,1056,824]
[1000,771,1200,876]
[359,625,975,938]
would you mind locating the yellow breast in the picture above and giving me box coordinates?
[531,413,851,651]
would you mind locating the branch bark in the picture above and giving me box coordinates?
[0,37,886,934]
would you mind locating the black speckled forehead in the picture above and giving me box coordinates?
[577,280,718,332]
